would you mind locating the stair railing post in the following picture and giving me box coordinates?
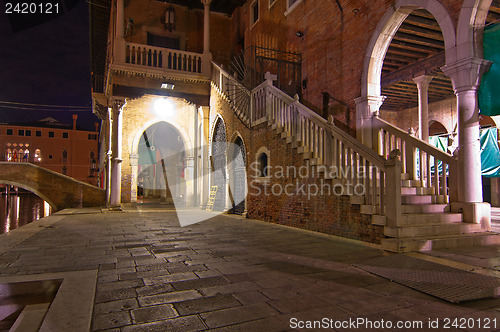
[385,149,402,227]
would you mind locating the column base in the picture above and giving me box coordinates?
[451,202,491,230]
[108,205,123,212]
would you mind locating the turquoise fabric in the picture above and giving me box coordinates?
[479,23,500,116]
[480,127,500,177]
[429,135,448,175]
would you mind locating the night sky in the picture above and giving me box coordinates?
[0,0,99,130]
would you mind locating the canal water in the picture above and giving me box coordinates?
[0,190,51,234]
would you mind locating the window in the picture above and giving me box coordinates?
[36,131,42,137]
[22,149,29,161]
[6,149,11,161]
[62,149,68,163]
[285,0,302,15]
[62,166,67,175]
[49,155,53,159]
[63,132,69,138]
[49,131,54,138]
[18,130,24,136]
[252,147,271,181]
[88,134,98,140]
[6,129,13,135]
[258,152,268,177]
[90,151,95,161]
[251,0,259,26]
[25,130,31,136]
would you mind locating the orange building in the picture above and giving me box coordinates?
[0,115,99,185]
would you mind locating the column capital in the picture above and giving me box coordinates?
[413,75,433,89]
[442,57,492,93]
[112,98,127,112]
[355,95,386,118]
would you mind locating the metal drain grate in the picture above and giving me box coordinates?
[353,255,500,303]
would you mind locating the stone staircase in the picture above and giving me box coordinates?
[378,173,499,252]
[211,64,500,253]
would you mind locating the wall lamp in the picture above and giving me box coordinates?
[295,31,304,38]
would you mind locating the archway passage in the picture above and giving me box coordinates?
[211,119,227,211]
[380,9,454,113]
[429,120,448,136]
[137,122,186,205]
[231,137,246,215]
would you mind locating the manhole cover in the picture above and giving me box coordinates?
[353,255,500,303]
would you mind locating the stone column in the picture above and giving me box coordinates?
[110,99,126,208]
[114,0,125,63]
[201,0,212,74]
[413,75,433,142]
[185,156,195,207]
[106,109,113,206]
[355,95,386,152]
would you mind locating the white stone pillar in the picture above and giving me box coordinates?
[130,154,138,204]
[106,109,113,206]
[442,58,491,203]
[355,95,386,151]
[110,99,126,207]
[185,156,195,207]
[201,0,212,74]
[413,75,433,142]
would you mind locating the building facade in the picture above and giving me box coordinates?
[0,116,100,185]
[90,0,500,251]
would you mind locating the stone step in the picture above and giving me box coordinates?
[399,212,462,225]
[400,187,434,196]
[384,221,481,238]
[402,203,450,214]
[402,179,422,188]
[381,232,500,253]
[402,195,432,205]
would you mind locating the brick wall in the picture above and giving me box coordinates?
[210,86,384,244]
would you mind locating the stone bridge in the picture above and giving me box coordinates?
[0,162,105,211]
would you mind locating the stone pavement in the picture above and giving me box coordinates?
[0,207,499,331]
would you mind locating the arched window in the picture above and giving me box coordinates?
[23,149,29,161]
[258,152,268,177]
[6,148,11,161]
[90,151,95,161]
[17,149,23,162]
[62,166,67,175]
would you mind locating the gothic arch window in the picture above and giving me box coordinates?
[62,149,68,163]
[255,146,270,178]
[211,118,227,211]
[62,166,67,175]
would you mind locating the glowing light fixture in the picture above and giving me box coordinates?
[154,98,174,118]
[161,83,175,90]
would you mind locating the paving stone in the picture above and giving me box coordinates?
[138,290,202,306]
[268,295,330,314]
[95,288,138,304]
[136,284,175,296]
[171,276,229,291]
[199,281,261,297]
[232,290,270,305]
[131,304,178,323]
[173,294,241,315]
[121,315,206,332]
[94,298,139,315]
[200,303,279,328]
[92,311,132,330]
[143,272,199,285]
[97,279,144,292]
